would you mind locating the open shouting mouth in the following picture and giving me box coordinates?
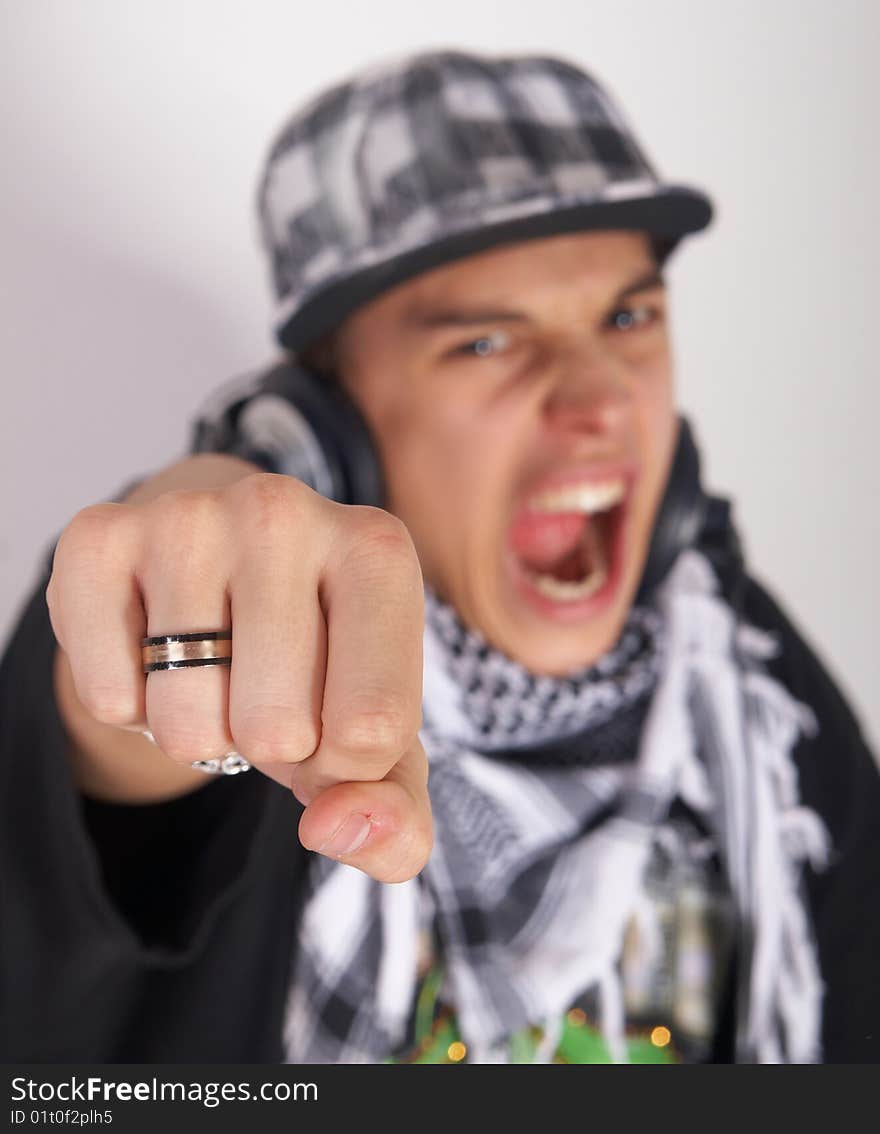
[506,466,634,623]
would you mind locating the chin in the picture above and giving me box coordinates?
[500,599,634,677]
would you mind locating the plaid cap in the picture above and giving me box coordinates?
[257,50,713,354]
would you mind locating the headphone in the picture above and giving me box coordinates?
[192,358,709,602]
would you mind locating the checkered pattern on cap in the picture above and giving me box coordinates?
[257,50,713,354]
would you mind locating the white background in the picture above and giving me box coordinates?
[1,0,877,748]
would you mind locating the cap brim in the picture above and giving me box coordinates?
[278,185,713,354]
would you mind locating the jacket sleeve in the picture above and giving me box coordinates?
[739,573,880,1063]
[0,553,310,1062]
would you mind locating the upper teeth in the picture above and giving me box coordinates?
[526,479,626,515]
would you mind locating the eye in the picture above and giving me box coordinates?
[451,329,512,357]
[607,304,661,332]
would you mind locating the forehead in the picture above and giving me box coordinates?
[369,230,657,324]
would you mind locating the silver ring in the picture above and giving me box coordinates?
[141,630,232,673]
[140,732,250,776]
[140,631,246,773]
[191,752,251,776]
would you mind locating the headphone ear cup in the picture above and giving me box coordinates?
[636,416,706,602]
[259,361,385,506]
[191,360,385,507]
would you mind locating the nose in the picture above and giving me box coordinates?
[541,347,632,439]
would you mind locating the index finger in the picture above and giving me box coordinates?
[290,508,424,799]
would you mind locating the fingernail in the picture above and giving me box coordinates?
[318,813,373,858]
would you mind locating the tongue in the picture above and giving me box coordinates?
[509,510,590,573]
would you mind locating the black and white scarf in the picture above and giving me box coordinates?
[282,549,830,1064]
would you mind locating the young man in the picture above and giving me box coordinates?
[2,50,877,1064]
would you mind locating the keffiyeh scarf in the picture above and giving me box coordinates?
[282,549,830,1064]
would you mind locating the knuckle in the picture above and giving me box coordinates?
[69,501,128,537]
[230,473,310,536]
[141,491,224,581]
[223,469,319,562]
[55,503,132,571]
[348,507,413,553]
[341,510,420,580]
[233,708,320,765]
[146,489,221,541]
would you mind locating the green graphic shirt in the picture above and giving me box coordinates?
[389,812,735,1065]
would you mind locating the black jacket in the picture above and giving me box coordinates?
[1,511,878,1063]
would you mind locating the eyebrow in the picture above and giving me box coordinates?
[402,266,666,330]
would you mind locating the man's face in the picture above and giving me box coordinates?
[334,230,678,675]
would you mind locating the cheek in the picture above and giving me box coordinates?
[632,364,678,533]
[379,403,518,594]
[642,377,675,461]
[368,402,472,572]
[338,345,505,582]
